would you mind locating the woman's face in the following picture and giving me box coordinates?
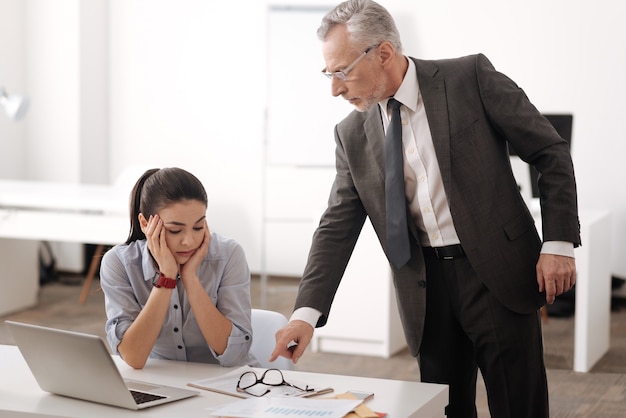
[157,199,207,265]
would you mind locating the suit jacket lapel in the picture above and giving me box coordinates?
[364,105,385,179]
[412,58,452,197]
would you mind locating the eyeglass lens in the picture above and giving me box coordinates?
[323,44,379,80]
[239,369,285,389]
[237,369,312,397]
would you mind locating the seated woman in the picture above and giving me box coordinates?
[100,167,258,369]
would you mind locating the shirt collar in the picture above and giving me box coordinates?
[379,56,418,113]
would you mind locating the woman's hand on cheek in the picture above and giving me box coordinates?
[146,214,178,277]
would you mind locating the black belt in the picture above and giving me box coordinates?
[422,244,465,260]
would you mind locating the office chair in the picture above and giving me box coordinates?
[250,309,294,370]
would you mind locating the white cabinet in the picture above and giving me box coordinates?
[309,220,407,358]
[262,166,336,277]
[261,165,407,358]
[0,238,39,315]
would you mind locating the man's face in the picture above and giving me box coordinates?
[321,25,386,112]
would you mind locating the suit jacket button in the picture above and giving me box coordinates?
[418,280,427,288]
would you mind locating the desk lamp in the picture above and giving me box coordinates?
[0,86,30,121]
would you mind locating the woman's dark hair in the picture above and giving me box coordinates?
[126,167,208,244]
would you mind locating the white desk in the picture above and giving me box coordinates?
[531,203,613,372]
[572,210,612,372]
[0,179,129,313]
[0,344,448,418]
[0,179,128,213]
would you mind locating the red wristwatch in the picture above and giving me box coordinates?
[153,272,179,289]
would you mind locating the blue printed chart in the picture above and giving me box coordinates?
[209,397,362,418]
[265,406,334,416]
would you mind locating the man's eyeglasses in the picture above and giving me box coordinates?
[236,369,313,397]
[322,44,379,81]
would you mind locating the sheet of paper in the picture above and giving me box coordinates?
[188,367,333,399]
[208,397,362,418]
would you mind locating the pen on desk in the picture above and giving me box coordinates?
[301,387,334,398]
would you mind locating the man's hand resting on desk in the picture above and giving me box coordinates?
[269,320,314,365]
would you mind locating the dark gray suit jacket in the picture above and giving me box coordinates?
[294,53,581,357]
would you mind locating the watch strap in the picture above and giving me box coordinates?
[153,272,179,289]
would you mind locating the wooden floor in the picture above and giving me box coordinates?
[1,274,625,417]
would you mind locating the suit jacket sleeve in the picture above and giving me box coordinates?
[473,53,580,245]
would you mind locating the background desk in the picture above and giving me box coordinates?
[555,210,612,372]
[0,344,448,418]
[0,179,129,314]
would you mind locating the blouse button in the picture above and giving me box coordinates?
[245,335,250,341]
[174,327,179,332]
[177,345,183,350]
[173,304,179,309]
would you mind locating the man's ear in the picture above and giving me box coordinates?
[378,41,395,67]
[138,213,149,233]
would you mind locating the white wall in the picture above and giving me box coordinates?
[19,0,109,271]
[78,0,109,184]
[2,0,626,276]
[107,0,267,270]
[0,0,27,179]
[395,0,626,275]
[24,0,81,182]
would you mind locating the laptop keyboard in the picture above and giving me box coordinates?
[130,390,166,404]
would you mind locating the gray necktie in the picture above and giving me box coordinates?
[385,98,410,268]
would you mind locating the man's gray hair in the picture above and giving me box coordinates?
[317,0,403,53]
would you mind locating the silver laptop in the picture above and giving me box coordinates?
[5,321,199,410]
